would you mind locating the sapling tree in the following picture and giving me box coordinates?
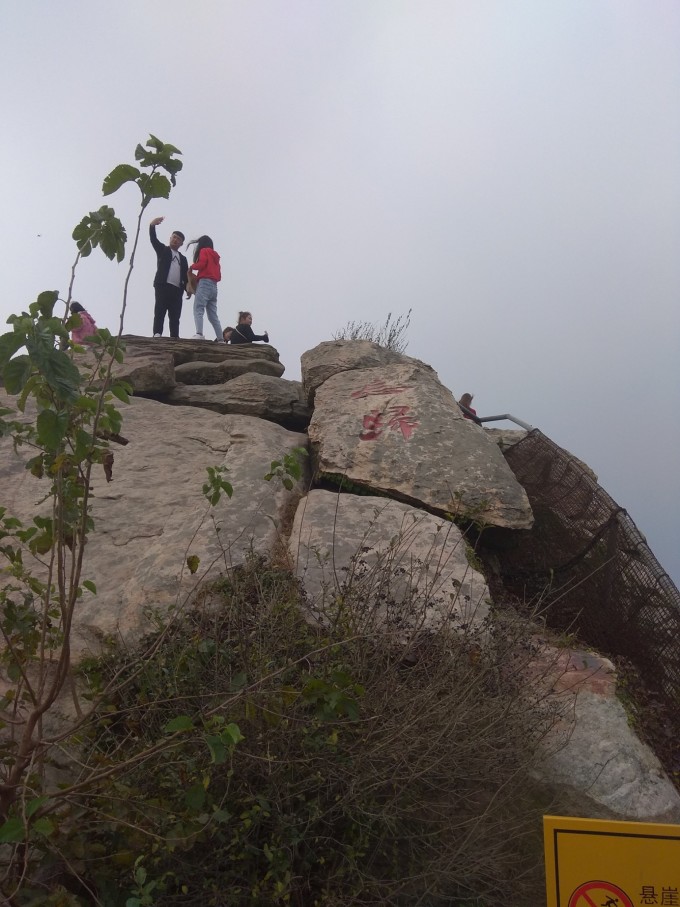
[0,136,183,882]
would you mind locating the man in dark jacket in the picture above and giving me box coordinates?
[149,216,188,338]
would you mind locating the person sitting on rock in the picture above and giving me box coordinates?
[70,302,98,343]
[222,326,234,343]
[458,393,477,420]
[230,311,269,344]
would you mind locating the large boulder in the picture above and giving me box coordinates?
[533,644,680,821]
[289,489,490,631]
[0,392,308,657]
[165,373,311,430]
[308,362,533,530]
[301,340,430,405]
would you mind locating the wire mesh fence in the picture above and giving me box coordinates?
[498,429,680,707]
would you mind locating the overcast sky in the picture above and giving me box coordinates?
[1,1,679,584]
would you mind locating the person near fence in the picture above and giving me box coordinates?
[459,393,477,420]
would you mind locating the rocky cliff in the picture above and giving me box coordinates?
[1,335,678,826]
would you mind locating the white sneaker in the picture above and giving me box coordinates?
[153,333,162,338]
[191,333,205,340]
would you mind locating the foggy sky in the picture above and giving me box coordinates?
[1,1,679,583]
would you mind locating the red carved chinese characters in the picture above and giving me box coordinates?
[351,379,409,400]
[359,406,420,441]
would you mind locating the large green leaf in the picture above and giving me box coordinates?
[72,206,127,261]
[205,735,227,765]
[102,164,140,197]
[31,817,55,837]
[37,350,81,403]
[134,137,183,184]
[35,290,59,318]
[149,134,181,155]
[138,172,171,201]
[184,783,206,811]
[0,817,25,843]
[0,332,27,370]
[36,409,69,451]
[164,715,194,734]
[3,355,32,394]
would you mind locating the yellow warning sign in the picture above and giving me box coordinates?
[544,815,680,907]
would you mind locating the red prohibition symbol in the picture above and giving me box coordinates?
[568,880,634,907]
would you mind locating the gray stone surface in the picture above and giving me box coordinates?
[122,334,283,368]
[289,489,490,631]
[78,336,286,396]
[166,374,311,430]
[0,391,308,657]
[308,363,534,530]
[110,346,177,395]
[545,689,680,820]
[301,340,432,405]
[174,356,285,384]
[484,428,528,450]
[526,642,680,821]
[76,345,177,396]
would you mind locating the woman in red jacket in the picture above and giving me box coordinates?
[188,235,224,341]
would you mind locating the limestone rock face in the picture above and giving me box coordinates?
[484,428,528,450]
[289,489,490,631]
[301,340,431,405]
[533,645,680,821]
[174,357,284,384]
[308,363,533,530]
[109,346,177,395]
[166,374,311,430]
[75,344,177,396]
[109,336,285,393]
[121,335,283,368]
[0,392,308,656]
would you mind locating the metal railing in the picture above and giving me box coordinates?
[459,405,534,432]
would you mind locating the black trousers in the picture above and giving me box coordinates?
[153,284,183,337]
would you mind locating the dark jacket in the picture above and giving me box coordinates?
[150,226,188,290]
[230,324,269,344]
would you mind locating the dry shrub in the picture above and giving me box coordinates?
[25,553,562,906]
[332,310,412,353]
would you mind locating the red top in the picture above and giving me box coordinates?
[71,310,97,343]
[463,407,477,420]
[189,248,221,282]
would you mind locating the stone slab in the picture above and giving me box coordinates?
[174,357,285,384]
[165,374,310,430]
[300,340,431,405]
[308,363,533,529]
[289,489,490,632]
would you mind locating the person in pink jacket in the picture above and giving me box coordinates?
[187,235,223,341]
[70,302,97,343]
